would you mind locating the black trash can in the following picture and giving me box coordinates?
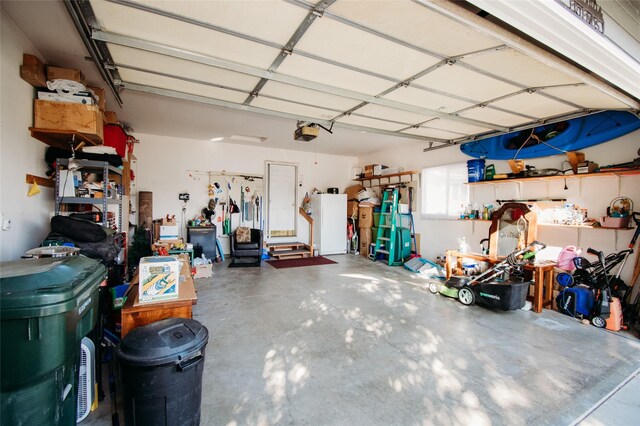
[116,318,209,426]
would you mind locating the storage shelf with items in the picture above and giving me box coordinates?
[30,99,104,148]
[55,158,123,231]
[354,170,418,188]
[29,128,102,150]
[465,168,640,186]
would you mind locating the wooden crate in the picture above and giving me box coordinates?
[88,86,106,111]
[20,54,47,87]
[34,100,104,141]
[46,66,86,84]
[104,110,118,124]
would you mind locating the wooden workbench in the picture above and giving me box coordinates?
[445,250,556,313]
[121,255,197,337]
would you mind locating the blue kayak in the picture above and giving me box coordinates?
[460,111,640,159]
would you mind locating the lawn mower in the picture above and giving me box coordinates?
[428,241,545,310]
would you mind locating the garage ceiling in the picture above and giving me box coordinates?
[5,1,639,155]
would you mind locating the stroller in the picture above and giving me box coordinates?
[557,247,631,328]
[430,241,545,310]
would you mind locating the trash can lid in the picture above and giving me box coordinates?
[0,256,105,318]
[117,318,209,366]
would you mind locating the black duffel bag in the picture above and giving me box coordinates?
[51,215,107,242]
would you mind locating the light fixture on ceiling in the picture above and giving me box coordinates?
[230,134,268,143]
[294,121,333,142]
[209,137,225,142]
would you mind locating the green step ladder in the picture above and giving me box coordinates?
[373,187,405,266]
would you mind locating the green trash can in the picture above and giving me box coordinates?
[1,256,106,425]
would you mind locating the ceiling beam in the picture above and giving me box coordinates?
[414,0,640,109]
[122,82,453,144]
[285,0,583,111]
[63,0,123,105]
[101,0,555,122]
[93,30,508,131]
[243,0,337,106]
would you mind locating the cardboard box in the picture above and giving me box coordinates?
[160,225,179,238]
[20,54,46,87]
[359,227,372,257]
[345,184,365,201]
[373,164,388,175]
[347,201,359,218]
[104,110,118,125]
[88,86,106,111]
[358,205,373,228]
[193,264,213,279]
[34,100,104,141]
[47,66,86,84]
[364,165,375,177]
[155,238,182,245]
[138,256,180,303]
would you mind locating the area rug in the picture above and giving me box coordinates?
[266,256,337,269]
[228,260,262,268]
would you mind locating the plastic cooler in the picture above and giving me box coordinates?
[117,318,209,426]
[0,256,105,425]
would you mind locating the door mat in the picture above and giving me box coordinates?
[228,260,262,268]
[266,256,337,269]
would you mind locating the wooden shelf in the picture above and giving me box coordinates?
[29,127,102,150]
[539,223,633,230]
[354,171,418,188]
[466,168,640,185]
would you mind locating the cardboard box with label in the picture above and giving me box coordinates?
[359,227,373,257]
[347,201,359,218]
[345,184,365,201]
[358,205,373,228]
[138,256,180,303]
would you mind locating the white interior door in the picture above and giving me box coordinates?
[266,162,298,237]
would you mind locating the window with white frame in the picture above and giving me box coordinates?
[421,163,469,219]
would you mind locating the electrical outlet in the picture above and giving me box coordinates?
[1,214,11,231]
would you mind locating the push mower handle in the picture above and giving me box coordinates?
[530,240,546,250]
[587,247,601,256]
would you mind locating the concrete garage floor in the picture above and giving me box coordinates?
[88,254,640,425]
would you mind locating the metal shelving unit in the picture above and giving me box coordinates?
[55,158,123,230]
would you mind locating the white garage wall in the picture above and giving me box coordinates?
[132,133,358,245]
[360,131,640,285]
[0,13,54,261]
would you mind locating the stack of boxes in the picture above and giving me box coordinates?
[358,205,374,257]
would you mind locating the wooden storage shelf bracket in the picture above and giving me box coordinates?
[25,174,54,188]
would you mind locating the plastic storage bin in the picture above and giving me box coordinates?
[0,256,105,425]
[117,318,209,426]
[467,159,486,182]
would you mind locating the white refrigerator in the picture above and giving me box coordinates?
[310,194,347,255]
